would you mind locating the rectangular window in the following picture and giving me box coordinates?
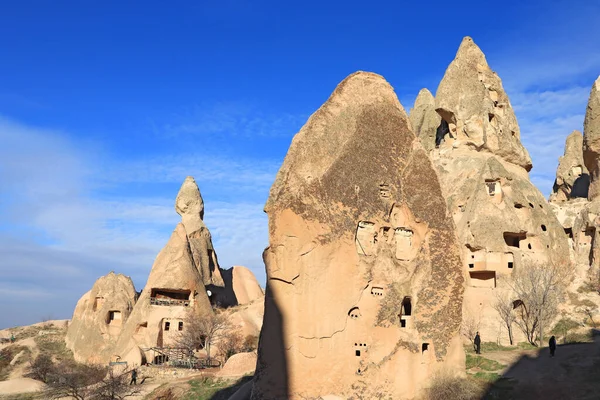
[165,321,170,331]
[178,322,183,331]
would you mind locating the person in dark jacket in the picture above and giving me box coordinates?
[549,335,557,357]
[474,332,481,354]
[130,369,137,385]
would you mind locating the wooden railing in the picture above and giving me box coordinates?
[149,297,190,307]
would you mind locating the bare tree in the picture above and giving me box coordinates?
[176,311,232,361]
[217,331,243,363]
[28,353,54,383]
[45,361,106,400]
[492,291,517,345]
[508,263,566,346]
[93,368,141,400]
[461,307,481,351]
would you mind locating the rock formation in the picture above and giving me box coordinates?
[584,77,600,202]
[550,130,589,202]
[409,88,440,152]
[435,37,532,171]
[429,37,570,346]
[176,176,225,287]
[231,266,264,305]
[66,175,266,366]
[252,72,465,400]
[66,272,137,363]
[113,223,214,366]
[553,77,600,282]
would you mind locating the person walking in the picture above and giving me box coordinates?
[130,369,137,385]
[549,335,557,357]
[474,331,481,354]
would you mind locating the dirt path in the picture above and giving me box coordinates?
[480,335,600,399]
[8,337,40,380]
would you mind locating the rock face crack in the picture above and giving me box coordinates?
[269,275,300,285]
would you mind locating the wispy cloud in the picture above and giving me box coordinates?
[0,115,274,328]
[157,102,307,138]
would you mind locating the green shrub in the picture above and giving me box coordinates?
[465,354,505,371]
[472,372,501,383]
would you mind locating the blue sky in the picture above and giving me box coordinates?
[1,0,599,328]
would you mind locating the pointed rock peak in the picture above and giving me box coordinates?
[454,36,487,64]
[329,71,406,114]
[414,88,435,107]
[435,37,532,171]
[583,76,600,200]
[175,176,204,220]
[551,130,588,203]
[145,223,198,288]
[410,88,440,152]
[267,71,411,210]
[565,130,584,153]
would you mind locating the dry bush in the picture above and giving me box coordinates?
[217,331,243,362]
[176,311,232,361]
[44,361,106,400]
[28,353,54,383]
[242,334,259,352]
[424,373,482,400]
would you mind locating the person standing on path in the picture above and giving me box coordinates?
[474,332,481,354]
[549,335,557,357]
[130,369,137,385]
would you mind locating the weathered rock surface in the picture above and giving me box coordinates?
[432,37,570,346]
[435,37,532,171]
[232,266,264,305]
[208,266,264,308]
[113,223,213,366]
[176,176,225,287]
[66,272,137,364]
[409,88,440,152]
[550,130,589,202]
[583,77,600,201]
[252,71,465,400]
[218,351,258,378]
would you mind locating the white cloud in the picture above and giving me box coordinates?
[158,102,307,138]
[0,115,273,328]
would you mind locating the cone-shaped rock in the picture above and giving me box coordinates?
[583,77,600,201]
[176,176,225,287]
[435,37,532,171]
[65,272,136,364]
[409,88,441,152]
[550,130,589,202]
[430,37,570,347]
[252,72,465,399]
[113,223,213,365]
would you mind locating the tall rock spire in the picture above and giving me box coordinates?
[583,77,600,201]
[409,88,441,152]
[175,176,225,287]
[550,130,589,202]
[253,71,464,400]
[435,37,532,171]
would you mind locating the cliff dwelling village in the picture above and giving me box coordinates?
[2,31,600,400]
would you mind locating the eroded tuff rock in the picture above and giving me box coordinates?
[113,223,213,366]
[435,37,532,171]
[583,77,600,201]
[66,272,137,364]
[252,72,465,400]
[409,88,441,152]
[431,37,570,346]
[176,176,225,287]
[550,130,589,203]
